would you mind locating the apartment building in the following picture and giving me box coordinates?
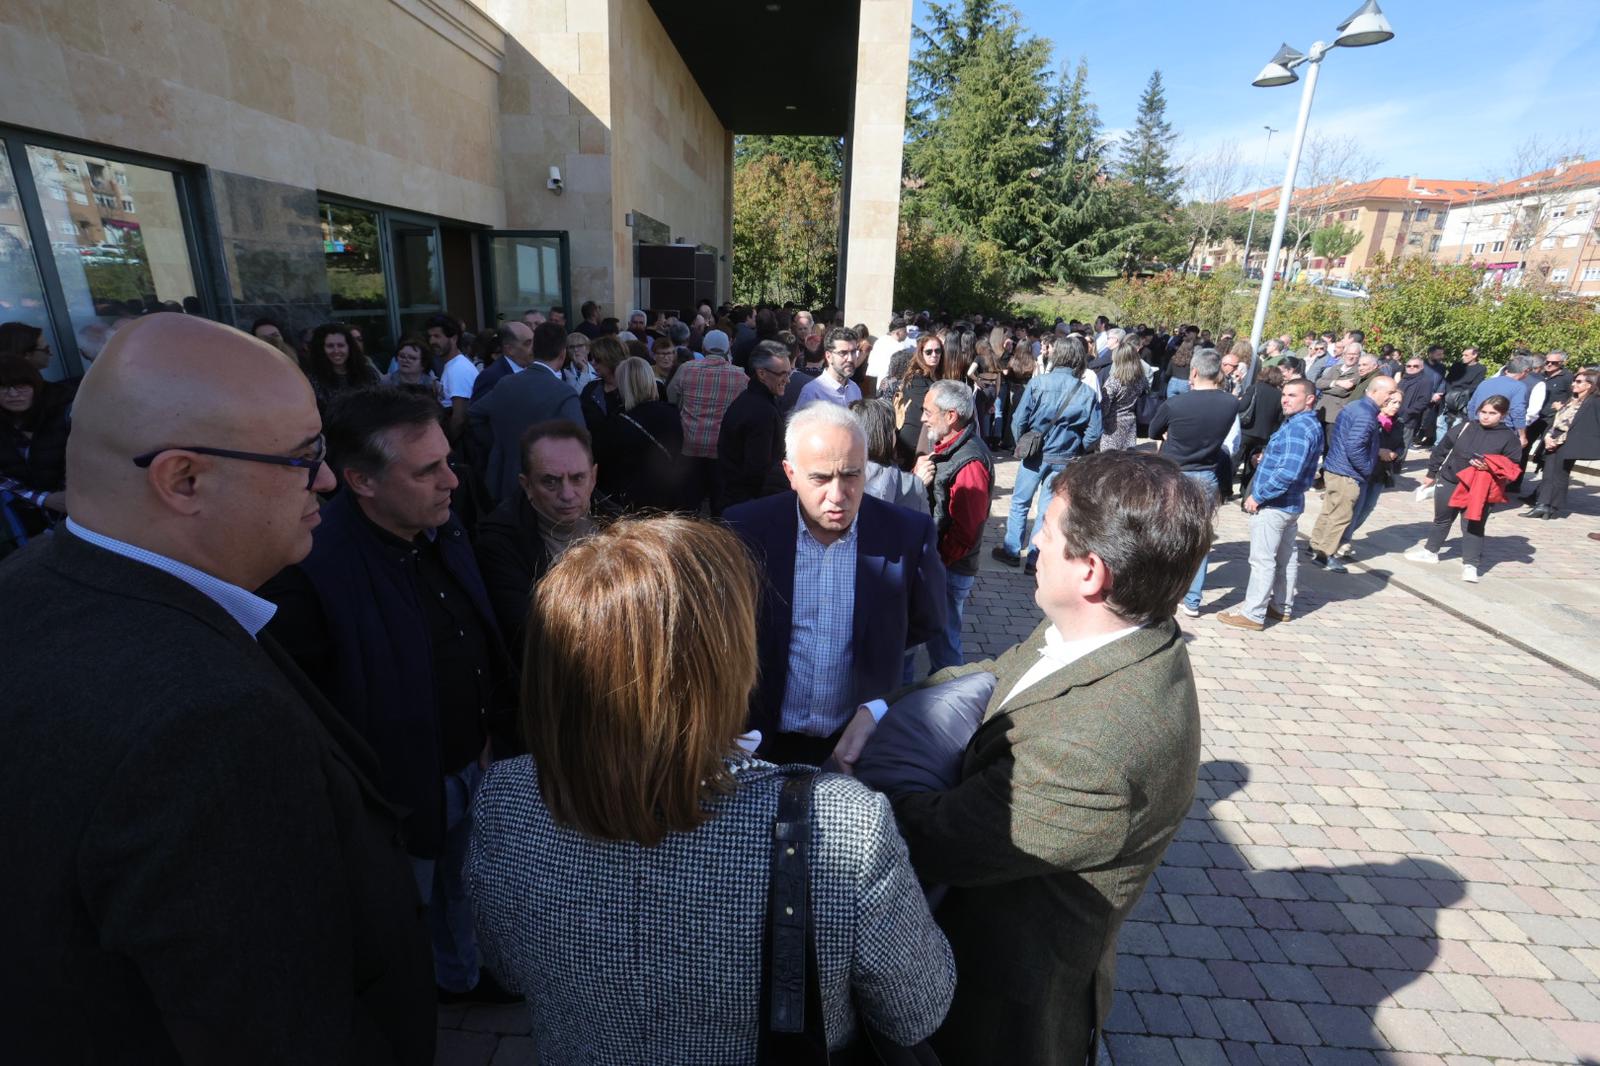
[1434,159,1600,294]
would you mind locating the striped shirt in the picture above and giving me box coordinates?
[778,503,858,736]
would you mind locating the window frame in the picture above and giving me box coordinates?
[1,125,218,379]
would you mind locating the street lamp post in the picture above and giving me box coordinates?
[1244,0,1395,381]
[1240,125,1278,274]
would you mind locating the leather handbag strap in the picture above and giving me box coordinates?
[760,769,830,1064]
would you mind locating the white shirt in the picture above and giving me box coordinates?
[1526,379,1547,423]
[866,335,912,380]
[66,519,277,638]
[439,352,479,406]
[1000,623,1143,707]
[863,622,1142,724]
[797,373,863,409]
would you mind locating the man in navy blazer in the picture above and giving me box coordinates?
[723,402,947,765]
[468,321,582,502]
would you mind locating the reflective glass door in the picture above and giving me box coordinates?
[484,232,568,327]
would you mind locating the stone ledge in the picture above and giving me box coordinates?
[388,0,507,72]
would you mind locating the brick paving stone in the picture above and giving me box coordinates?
[1252,963,1333,1004]
[487,1036,538,1066]
[1175,1037,1233,1066]
[1252,1044,1311,1066]
[1106,1034,1184,1065]
[1137,992,1197,1037]
[1164,923,1233,960]
[1181,997,1227,1040]
[1546,979,1600,1022]
[1371,1007,1458,1054]
[1309,966,1389,1007]
[1478,976,1573,1020]
[1212,1000,1274,1043]
[1150,957,1224,997]
[1498,1015,1580,1062]
[1545,1019,1600,1059]
[1432,1013,1528,1060]
[1274,931,1348,967]
[1256,1002,1323,1046]
[1106,992,1144,1034]
[1299,1003,1385,1049]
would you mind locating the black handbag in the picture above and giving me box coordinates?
[758,770,941,1066]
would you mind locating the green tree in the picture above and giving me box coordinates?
[1310,222,1362,265]
[1106,70,1186,274]
[733,135,844,184]
[731,155,840,307]
[906,15,1053,287]
[906,0,1005,139]
[894,220,1011,315]
[1031,58,1119,283]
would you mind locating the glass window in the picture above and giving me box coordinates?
[390,219,443,342]
[320,200,392,361]
[488,235,564,322]
[1551,268,1570,282]
[1492,240,1505,252]
[1582,267,1600,281]
[27,145,200,368]
[0,142,64,379]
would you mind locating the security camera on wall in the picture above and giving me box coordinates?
[547,166,563,194]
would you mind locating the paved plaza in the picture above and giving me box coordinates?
[438,452,1600,1066]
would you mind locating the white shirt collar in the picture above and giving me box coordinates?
[1000,621,1143,707]
[66,519,278,638]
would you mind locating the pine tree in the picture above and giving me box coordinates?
[1031,58,1118,283]
[906,0,1004,139]
[733,135,845,184]
[1107,69,1187,274]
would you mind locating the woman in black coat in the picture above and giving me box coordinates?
[1235,364,1283,499]
[0,355,70,546]
[1407,394,1523,581]
[603,356,687,513]
[1523,368,1598,519]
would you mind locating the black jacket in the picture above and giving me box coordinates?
[0,530,434,1064]
[1397,371,1435,423]
[1555,396,1600,460]
[601,399,686,512]
[475,491,618,652]
[1428,421,1523,484]
[1238,382,1282,443]
[717,380,786,507]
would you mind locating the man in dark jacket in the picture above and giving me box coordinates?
[476,419,607,649]
[1439,346,1486,439]
[1396,355,1437,454]
[469,321,582,502]
[265,387,517,1006]
[0,314,434,1063]
[717,340,791,507]
[1308,376,1397,571]
[723,401,947,766]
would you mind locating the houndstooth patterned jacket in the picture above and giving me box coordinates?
[467,755,955,1064]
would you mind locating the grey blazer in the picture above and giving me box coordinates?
[467,756,955,1064]
[893,618,1201,1066]
[468,362,583,501]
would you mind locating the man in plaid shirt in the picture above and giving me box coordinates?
[1219,379,1324,631]
[667,329,748,514]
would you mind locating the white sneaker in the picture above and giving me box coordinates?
[1404,547,1440,564]
[1462,565,1480,583]
[1178,604,1200,618]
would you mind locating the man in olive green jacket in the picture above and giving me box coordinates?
[835,450,1212,1066]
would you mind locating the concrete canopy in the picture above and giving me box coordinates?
[646,0,861,135]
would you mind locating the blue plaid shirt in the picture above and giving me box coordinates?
[778,502,858,736]
[1250,410,1324,515]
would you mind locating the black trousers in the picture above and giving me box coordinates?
[1000,381,1027,449]
[1424,482,1488,566]
[1536,456,1577,512]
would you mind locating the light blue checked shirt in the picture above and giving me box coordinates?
[777,501,858,736]
[66,518,278,638]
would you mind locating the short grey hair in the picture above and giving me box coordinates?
[749,340,790,373]
[785,399,867,459]
[1189,349,1223,384]
[927,379,976,425]
[1547,349,1568,362]
[669,321,690,344]
[1104,328,1126,348]
[1509,352,1542,375]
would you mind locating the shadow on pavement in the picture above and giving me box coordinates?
[1104,759,1470,1064]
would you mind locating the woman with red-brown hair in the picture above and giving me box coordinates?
[466,516,953,1062]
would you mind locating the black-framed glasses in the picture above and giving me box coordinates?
[132,434,326,490]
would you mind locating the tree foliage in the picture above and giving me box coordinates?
[731,155,840,308]
[1310,223,1362,264]
[1104,70,1186,274]
[1031,58,1120,284]
[907,0,1004,139]
[733,135,845,184]
[893,219,1011,315]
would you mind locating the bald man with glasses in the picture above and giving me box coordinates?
[0,314,434,1064]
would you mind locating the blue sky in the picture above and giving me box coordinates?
[913,0,1600,190]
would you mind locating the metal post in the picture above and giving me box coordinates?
[1241,126,1277,273]
[1246,45,1324,384]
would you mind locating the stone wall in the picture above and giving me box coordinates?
[0,0,507,225]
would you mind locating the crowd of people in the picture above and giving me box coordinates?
[2,290,1597,1065]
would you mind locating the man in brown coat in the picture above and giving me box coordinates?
[835,450,1212,1066]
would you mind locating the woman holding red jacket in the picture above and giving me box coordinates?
[1404,393,1522,583]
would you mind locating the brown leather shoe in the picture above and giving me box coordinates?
[1265,605,1292,622]
[1217,610,1264,632]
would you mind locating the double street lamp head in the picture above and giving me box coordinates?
[1252,1,1394,88]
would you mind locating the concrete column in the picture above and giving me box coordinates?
[840,0,911,333]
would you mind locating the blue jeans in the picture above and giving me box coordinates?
[1004,459,1065,562]
[1182,470,1218,611]
[410,760,483,992]
[926,572,976,671]
[1166,378,1191,399]
[1341,479,1379,545]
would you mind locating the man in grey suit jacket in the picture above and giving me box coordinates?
[834,450,1213,1066]
[0,315,433,1063]
[469,320,583,502]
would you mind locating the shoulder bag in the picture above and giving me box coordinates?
[1013,376,1084,464]
[758,769,941,1066]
